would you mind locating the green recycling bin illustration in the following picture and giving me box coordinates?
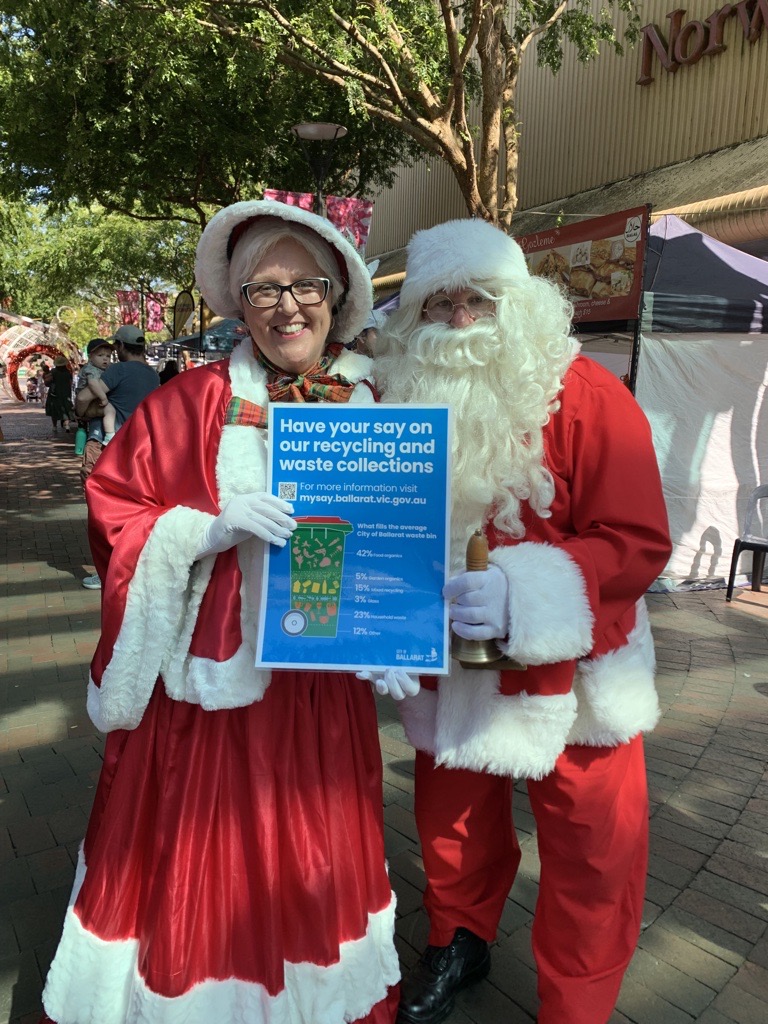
[282,516,354,638]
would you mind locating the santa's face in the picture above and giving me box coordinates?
[376,282,567,550]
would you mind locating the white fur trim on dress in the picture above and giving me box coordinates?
[194,200,373,344]
[88,505,214,731]
[42,848,399,1024]
[400,663,578,781]
[489,542,594,665]
[567,598,660,746]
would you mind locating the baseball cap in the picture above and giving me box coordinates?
[109,325,146,345]
[87,338,113,355]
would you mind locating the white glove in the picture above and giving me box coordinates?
[197,492,296,559]
[442,564,510,641]
[356,669,421,701]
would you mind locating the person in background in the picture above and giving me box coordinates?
[38,200,402,1024]
[158,358,180,384]
[76,325,158,445]
[374,218,672,1024]
[75,328,159,590]
[75,338,115,450]
[44,355,74,435]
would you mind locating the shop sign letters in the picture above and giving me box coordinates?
[637,0,767,84]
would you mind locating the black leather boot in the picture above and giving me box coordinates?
[397,927,491,1024]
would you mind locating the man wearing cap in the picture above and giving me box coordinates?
[75,328,159,589]
[374,219,672,1024]
[76,324,160,441]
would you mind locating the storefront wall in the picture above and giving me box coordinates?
[366,0,768,258]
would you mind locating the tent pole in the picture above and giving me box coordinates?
[627,320,641,395]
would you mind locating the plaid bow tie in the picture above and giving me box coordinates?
[257,343,355,404]
[224,343,355,429]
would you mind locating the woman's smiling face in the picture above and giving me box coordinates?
[242,237,333,374]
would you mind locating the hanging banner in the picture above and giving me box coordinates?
[146,292,167,334]
[516,205,650,324]
[263,189,374,253]
[256,403,451,674]
[115,290,140,326]
[325,196,375,254]
[263,188,315,212]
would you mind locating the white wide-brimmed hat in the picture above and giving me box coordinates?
[195,200,373,344]
[400,219,530,311]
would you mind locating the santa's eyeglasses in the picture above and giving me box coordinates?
[422,291,496,323]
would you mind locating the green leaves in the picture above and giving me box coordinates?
[0,1,641,225]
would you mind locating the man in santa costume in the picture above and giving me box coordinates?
[374,218,672,1024]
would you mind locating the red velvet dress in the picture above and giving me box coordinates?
[41,345,399,1024]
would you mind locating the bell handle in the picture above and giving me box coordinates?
[466,529,488,572]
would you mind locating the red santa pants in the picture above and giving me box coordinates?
[414,736,648,1024]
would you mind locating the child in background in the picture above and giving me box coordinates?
[76,339,115,442]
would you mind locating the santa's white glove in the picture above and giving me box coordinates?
[356,669,421,701]
[196,492,296,559]
[443,564,510,641]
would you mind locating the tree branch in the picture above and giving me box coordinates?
[520,0,570,54]
[328,7,433,121]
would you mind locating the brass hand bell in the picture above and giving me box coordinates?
[450,529,526,671]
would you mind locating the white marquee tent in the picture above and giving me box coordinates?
[581,215,768,585]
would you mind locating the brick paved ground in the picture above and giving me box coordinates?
[1,391,767,1023]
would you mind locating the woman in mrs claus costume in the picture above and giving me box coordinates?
[40,201,401,1024]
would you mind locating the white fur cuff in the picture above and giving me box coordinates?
[91,505,213,732]
[489,542,594,665]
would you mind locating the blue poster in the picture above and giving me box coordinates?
[256,403,451,673]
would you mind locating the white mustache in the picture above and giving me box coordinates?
[409,320,503,368]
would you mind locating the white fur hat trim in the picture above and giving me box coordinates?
[400,218,529,310]
[194,200,373,343]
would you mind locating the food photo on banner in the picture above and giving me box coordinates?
[256,403,451,674]
[516,205,650,324]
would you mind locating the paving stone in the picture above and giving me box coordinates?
[689,872,768,923]
[0,949,43,1020]
[675,890,766,944]
[615,973,700,1023]
[654,905,753,966]
[713,979,768,1023]
[26,846,75,894]
[639,924,738,989]
[384,801,420,845]
[626,945,717,1017]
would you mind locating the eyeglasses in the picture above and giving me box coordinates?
[241,278,331,309]
[423,291,496,323]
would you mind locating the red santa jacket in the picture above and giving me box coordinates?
[399,355,672,779]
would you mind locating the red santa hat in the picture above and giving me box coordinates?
[399,218,530,311]
[194,200,373,344]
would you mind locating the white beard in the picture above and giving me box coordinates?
[377,317,563,571]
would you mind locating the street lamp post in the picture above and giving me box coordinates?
[290,122,348,217]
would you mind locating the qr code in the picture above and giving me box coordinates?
[278,482,297,500]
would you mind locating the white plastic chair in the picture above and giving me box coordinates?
[725,484,768,601]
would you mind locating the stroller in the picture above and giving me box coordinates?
[26,378,42,402]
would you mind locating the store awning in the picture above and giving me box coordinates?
[509,135,768,254]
